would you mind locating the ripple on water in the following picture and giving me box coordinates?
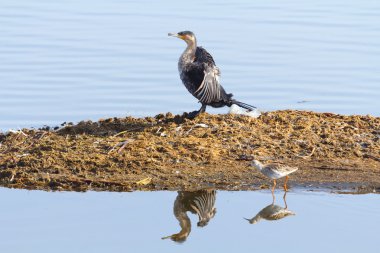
[0,0,380,130]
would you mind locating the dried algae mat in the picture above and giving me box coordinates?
[0,110,379,192]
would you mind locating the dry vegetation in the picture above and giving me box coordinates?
[0,110,379,193]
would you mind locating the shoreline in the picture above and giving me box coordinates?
[1,110,379,192]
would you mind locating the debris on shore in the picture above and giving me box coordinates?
[0,110,379,193]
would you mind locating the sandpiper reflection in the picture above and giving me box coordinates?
[162,189,217,242]
[245,192,295,224]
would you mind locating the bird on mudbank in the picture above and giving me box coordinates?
[251,160,298,192]
[168,31,256,118]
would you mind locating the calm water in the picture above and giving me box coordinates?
[0,188,378,252]
[1,0,380,130]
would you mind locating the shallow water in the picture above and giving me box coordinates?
[1,0,380,131]
[0,188,378,252]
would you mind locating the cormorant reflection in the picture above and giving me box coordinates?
[245,192,295,224]
[162,189,217,242]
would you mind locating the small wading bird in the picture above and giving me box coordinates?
[168,31,256,118]
[251,160,298,192]
[244,192,295,224]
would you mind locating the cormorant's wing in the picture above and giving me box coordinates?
[194,66,223,104]
[194,47,217,67]
[193,47,225,104]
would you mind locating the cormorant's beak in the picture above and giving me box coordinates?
[168,32,179,37]
[168,32,185,40]
[161,235,172,240]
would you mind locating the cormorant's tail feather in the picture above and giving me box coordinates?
[231,100,256,111]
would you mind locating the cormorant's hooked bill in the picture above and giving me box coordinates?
[168,31,194,37]
[169,30,256,119]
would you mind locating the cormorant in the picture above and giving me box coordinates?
[162,189,217,242]
[168,31,256,118]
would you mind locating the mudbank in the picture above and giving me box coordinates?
[0,110,379,192]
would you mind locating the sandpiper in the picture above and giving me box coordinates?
[251,160,298,192]
[244,192,295,224]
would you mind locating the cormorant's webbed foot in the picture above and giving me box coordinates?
[187,104,207,119]
[187,110,200,119]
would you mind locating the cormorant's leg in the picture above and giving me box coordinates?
[188,104,207,119]
[199,104,207,113]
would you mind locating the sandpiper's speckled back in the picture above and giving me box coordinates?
[261,163,298,179]
[251,160,298,180]
[247,204,295,224]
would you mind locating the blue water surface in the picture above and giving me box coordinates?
[0,0,379,130]
[0,188,378,253]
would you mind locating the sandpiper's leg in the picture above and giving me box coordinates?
[271,179,277,194]
[283,191,288,209]
[271,190,276,204]
[283,176,289,192]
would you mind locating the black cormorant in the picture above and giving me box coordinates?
[162,189,217,242]
[168,31,256,118]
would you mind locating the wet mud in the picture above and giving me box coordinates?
[0,110,379,193]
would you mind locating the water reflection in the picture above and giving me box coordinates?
[245,192,295,224]
[162,189,217,242]
[0,189,378,252]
